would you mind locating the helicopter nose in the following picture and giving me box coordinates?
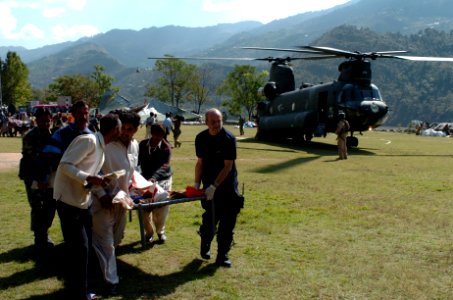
[360,100,388,116]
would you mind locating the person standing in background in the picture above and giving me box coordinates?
[144,112,156,139]
[335,111,350,160]
[172,115,183,148]
[162,112,173,144]
[19,108,55,263]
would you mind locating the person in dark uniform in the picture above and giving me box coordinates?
[194,108,243,268]
[19,107,55,262]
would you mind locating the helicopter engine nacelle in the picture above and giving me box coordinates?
[338,60,372,85]
[263,82,278,100]
[269,62,295,94]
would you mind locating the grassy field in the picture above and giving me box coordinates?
[1,125,453,299]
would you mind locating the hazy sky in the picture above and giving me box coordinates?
[0,0,351,49]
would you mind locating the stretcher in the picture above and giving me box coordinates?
[131,196,206,248]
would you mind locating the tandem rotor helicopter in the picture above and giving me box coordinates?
[149,46,453,147]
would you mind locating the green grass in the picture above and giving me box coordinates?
[2,126,453,299]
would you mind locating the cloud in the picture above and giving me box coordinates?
[0,0,94,48]
[201,0,350,23]
[41,0,87,18]
[0,2,43,43]
[18,24,46,40]
[67,0,87,11]
[0,3,17,36]
[42,7,66,18]
[51,24,100,42]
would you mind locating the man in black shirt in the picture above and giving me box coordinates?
[19,108,55,262]
[194,108,242,267]
[138,124,173,243]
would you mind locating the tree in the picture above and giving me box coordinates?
[190,66,213,114]
[217,65,267,120]
[31,87,50,103]
[145,56,196,108]
[91,64,117,108]
[0,51,32,107]
[48,75,98,107]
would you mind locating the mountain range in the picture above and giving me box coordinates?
[2,0,453,125]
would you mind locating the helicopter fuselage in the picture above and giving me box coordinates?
[255,80,389,143]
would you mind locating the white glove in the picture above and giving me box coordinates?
[205,184,216,201]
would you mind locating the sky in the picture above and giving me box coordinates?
[0,0,351,50]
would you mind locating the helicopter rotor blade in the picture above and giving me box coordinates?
[384,55,453,62]
[148,56,259,61]
[147,55,335,63]
[300,46,413,60]
[372,51,409,55]
[241,46,328,55]
[301,46,357,57]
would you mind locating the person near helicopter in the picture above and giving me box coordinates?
[335,111,350,160]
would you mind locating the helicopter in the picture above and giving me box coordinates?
[149,46,453,147]
[240,46,453,147]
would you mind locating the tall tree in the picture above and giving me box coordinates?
[47,75,98,107]
[217,65,267,120]
[91,64,117,108]
[0,51,32,107]
[145,56,196,108]
[190,66,213,114]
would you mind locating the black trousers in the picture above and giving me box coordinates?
[57,201,93,300]
[24,180,56,245]
[199,196,240,256]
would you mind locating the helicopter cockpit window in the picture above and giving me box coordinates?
[339,84,382,104]
[360,84,382,100]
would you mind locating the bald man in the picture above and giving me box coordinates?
[194,108,243,267]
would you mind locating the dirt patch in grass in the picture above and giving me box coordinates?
[0,153,21,171]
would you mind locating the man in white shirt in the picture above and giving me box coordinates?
[54,113,121,300]
[91,111,140,296]
[162,112,173,143]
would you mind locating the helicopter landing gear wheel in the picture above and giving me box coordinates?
[346,136,358,147]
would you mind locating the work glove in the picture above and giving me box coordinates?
[205,184,216,201]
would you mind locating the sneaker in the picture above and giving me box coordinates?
[215,254,232,268]
[200,242,211,260]
[158,233,167,243]
[146,235,154,244]
[87,292,101,300]
[46,237,55,247]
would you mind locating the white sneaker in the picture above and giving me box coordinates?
[158,233,167,243]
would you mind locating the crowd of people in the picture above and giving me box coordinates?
[19,101,243,300]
